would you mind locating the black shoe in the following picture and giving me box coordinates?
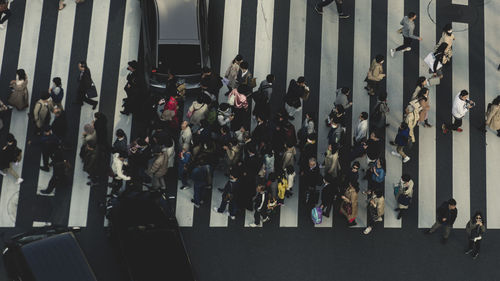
[397,212,402,220]
[40,189,52,195]
[389,141,396,146]
[339,13,350,19]
[472,252,479,259]
[190,199,203,204]
[465,249,473,255]
[288,116,295,121]
[92,102,98,110]
[40,166,50,172]
[217,188,224,192]
[120,111,130,115]
[441,237,448,244]
[180,185,189,190]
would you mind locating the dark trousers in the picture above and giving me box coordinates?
[42,150,51,168]
[468,239,481,255]
[316,0,343,14]
[0,10,11,24]
[193,183,204,205]
[254,209,268,225]
[445,116,462,131]
[77,91,98,107]
[45,175,65,193]
[395,36,413,51]
[218,199,237,216]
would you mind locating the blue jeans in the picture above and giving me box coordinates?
[193,183,204,204]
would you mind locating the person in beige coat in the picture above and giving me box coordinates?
[223,139,241,174]
[224,54,243,92]
[435,24,455,65]
[8,69,29,110]
[148,147,169,190]
[365,55,385,96]
[416,88,431,127]
[340,181,359,226]
[179,121,192,150]
[281,142,296,170]
[405,98,421,143]
[33,92,54,134]
[187,95,208,130]
[364,190,385,234]
[484,96,500,137]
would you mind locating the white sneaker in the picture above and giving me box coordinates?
[403,47,411,52]
[390,49,395,58]
[391,151,401,158]
[262,217,270,223]
[229,216,236,220]
[403,156,410,163]
[0,24,5,30]
[363,226,373,235]
[0,170,6,176]
[14,162,20,166]
[375,217,383,222]
[249,223,260,227]
[16,178,24,185]
[213,207,221,213]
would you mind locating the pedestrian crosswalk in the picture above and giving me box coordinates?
[0,0,499,231]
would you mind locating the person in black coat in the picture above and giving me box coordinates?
[0,133,23,184]
[426,198,458,243]
[284,77,308,120]
[112,129,128,155]
[202,67,223,97]
[93,112,108,148]
[300,133,317,173]
[249,182,270,227]
[75,61,98,109]
[82,141,106,186]
[40,127,60,172]
[214,168,240,220]
[320,174,337,218]
[121,60,139,115]
[239,145,262,211]
[51,107,67,143]
[40,151,67,195]
[302,157,322,208]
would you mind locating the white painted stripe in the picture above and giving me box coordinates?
[315,6,339,228]
[451,22,469,229]
[36,2,77,197]
[485,0,500,229]
[217,0,242,99]
[0,1,8,76]
[103,0,141,227]
[279,0,306,228]
[250,0,274,131]
[349,0,372,228]
[32,221,51,227]
[451,0,468,6]
[68,0,111,227]
[418,0,436,228]
[383,0,404,228]
[209,170,229,227]
[0,0,43,227]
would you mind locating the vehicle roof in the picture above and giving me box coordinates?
[156,0,200,45]
[21,232,97,281]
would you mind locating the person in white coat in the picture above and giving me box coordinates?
[442,90,474,133]
[353,112,369,144]
[179,121,192,151]
[110,152,131,194]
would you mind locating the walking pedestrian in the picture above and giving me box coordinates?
[74,61,98,109]
[370,93,390,131]
[319,174,336,218]
[249,183,270,227]
[110,152,131,195]
[148,146,168,190]
[33,92,54,136]
[435,23,455,65]
[223,54,243,95]
[482,95,500,137]
[213,168,240,220]
[394,174,414,219]
[390,12,422,57]
[40,151,67,195]
[465,211,485,259]
[442,90,474,133]
[340,181,359,226]
[0,0,12,30]
[191,163,208,208]
[364,55,386,96]
[363,189,385,235]
[390,122,410,163]
[49,77,64,109]
[121,60,139,115]
[0,133,23,184]
[353,112,369,144]
[8,69,29,111]
[39,126,60,172]
[314,0,349,18]
[425,199,458,244]
[284,77,309,121]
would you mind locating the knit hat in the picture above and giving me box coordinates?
[83,124,94,134]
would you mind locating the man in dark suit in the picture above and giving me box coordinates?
[236,61,253,94]
[75,61,98,109]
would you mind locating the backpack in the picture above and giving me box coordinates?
[311,207,322,224]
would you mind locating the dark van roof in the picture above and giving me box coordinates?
[156,0,200,45]
[21,232,97,281]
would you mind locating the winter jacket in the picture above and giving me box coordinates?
[149,148,169,177]
[179,126,192,150]
[224,62,240,89]
[188,101,208,126]
[281,147,296,170]
[486,104,500,131]
[324,149,340,178]
[436,201,458,226]
[367,59,385,82]
[8,79,29,110]
[33,99,54,129]
[340,186,358,221]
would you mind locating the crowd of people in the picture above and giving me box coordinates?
[0,3,495,261]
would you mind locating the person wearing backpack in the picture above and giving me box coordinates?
[249,182,270,227]
[370,93,390,131]
[33,92,54,136]
[394,174,414,219]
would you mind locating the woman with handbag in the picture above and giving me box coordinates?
[340,181,359,226]
[8,69,29,110]
[465,211,486,259]
[394,174,414,219]
[363,189,385,234]
[364,55,385,96]
[435,24,455,65]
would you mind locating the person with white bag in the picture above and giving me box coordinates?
[424,42,448,80]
